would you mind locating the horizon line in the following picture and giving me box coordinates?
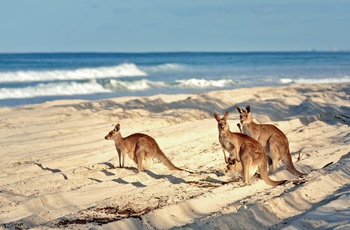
[1,49,350,55]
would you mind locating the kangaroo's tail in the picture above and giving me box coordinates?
[155,149,194,173]
[284,151,304,177]
[259,164,287,186]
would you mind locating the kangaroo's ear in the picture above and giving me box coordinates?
[246,105,251,113]
[236,106,242,114]
[214,112,221,122]
[115,123,120,131]
[223,111,229,120]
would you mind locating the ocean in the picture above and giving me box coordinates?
[1,52,350,107]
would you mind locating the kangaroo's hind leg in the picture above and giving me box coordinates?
[242,161,253,185]
[135,150,146,171]
[266,136,281,173]
[241,154,253,185]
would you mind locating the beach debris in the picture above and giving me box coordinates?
[56,203,157,226]
[322,161,334,169]
[186,180,221,188]
[291,177,307,185]
[297,149,303,161]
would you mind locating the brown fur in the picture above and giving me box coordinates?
[214,112,286,186]
[236,105,304,177]
[105,123,186,172]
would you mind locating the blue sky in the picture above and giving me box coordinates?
[1,0,349,53]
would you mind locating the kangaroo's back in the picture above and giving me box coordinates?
[125,133,153,150]
[133,135,182,170]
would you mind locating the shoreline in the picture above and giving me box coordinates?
[1,82,349,109]
[1,83,349,229]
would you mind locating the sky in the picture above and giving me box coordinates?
[0,0,349,53]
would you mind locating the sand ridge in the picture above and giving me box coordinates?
[0,83,349,229]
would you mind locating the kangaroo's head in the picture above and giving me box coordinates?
[225,158,237,173]
[214,111,230,132]
[105,123,121,140]
[236,105,252,125]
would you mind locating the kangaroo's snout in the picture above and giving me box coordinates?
[218,121,226,130]
[105,130,115,140]
[225,164,234,173]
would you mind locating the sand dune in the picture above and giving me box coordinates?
[0,83,349,229]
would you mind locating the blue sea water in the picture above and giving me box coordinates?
[1,52,350,107]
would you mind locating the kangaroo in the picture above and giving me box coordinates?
[225,142,287,186]
[237,122,274,166]
[105,123,187,172]
[214,111,246,163]
[236,105,304,177]
[214,111,286,186]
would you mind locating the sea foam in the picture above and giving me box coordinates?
[176,78,237,88]
[107,78,237,91]
[0,63,147,83]
[0,80,110,99]
[141,63,186,73]
[280,76,350,84]
[108,79,168,91]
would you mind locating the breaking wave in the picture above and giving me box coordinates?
[0,78,237,99]
[0,80,110,99]
[0,63,147,83]
[141,63,186,73]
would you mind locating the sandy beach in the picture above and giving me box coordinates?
[1,83,349,229]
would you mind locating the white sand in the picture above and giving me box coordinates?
[0,83,349,229]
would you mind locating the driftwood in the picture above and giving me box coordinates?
[57,203,157,226]
[186,180,221,188]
